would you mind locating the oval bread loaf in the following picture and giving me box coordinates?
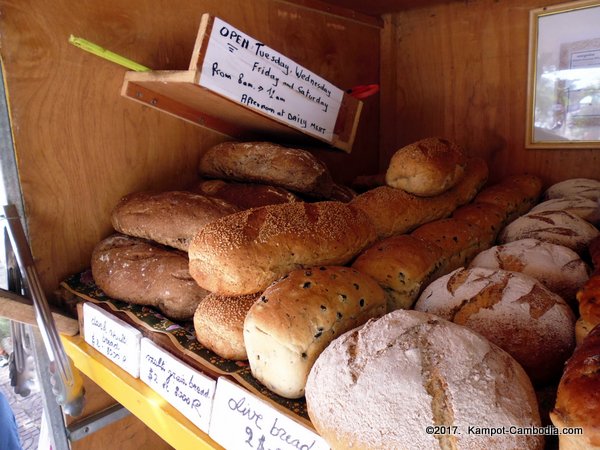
[189,201,377,295]
[91,234,209,320]
[529,196,600,225]
[452,201,507,246]
[244,266,386,399]
[191,179,299,209]
[305,309,543,450]
[544,178,600,201]
[415,267,576,383]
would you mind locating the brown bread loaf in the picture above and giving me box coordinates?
[351,157,488,239]
[305,310,543,450]
[197,141,334,197]
[452,201,507,247]
[193,293,259,360]
[91,234,209,320]
[189,201,377,295]
[385,137,467,196]
[576,273,600,344]
[243,266,386,399]
[111,190,239,251]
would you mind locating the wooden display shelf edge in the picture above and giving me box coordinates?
[63,335,223,450]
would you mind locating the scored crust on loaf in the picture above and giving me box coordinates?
[544,178,600,201]
[352,235,446,312]
[189,201,377,295]
[469,238,589,303]
[498,210,600,255]
[193,293,259,360]
[305,310,543,450]
[529,196,600,225]
[197,141,335,197]
[111,190,239,251]
[385,137,467,196]
[415,267,576,383]
[91,234,209,320]
[244,266,386,399]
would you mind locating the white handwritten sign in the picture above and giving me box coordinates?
[200,17,344,142]
[209,377,329,450]
[139,338,216,433]
[83,302,141,377]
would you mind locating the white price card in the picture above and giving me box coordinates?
[83,302,142,377]
[200,17,344,142]
[209,377,329,450]
[139,338,216,433]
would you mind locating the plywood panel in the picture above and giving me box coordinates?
[380,0,600,184]
[0,0,379,297]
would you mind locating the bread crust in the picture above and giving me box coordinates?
[191,179,299,209]
[544,178,600,201]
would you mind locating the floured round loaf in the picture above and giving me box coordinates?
[415,267,576,383]
[498,210,599,255]
[305,310,543,450]
[352,234,446,311]
[544,178,600,201]
[191,179,299,210]
[529,196,600,225]
[469,238,589,304]
[244,266,386,399]
[197,141,334,197]
[91,234,209,320]
[189,201,377,295]
[385,137,466,196]
[111,190,239,251]
[193,293,259,360]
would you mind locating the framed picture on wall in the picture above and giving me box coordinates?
[526,0,600,148]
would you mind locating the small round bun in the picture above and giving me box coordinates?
[544,178,600,201]
[193,293,259,360]
[498,210,599,255]
[469,238,589,304]
[415,267,576,383]
[306,310,543,450]
[385,137,466,196]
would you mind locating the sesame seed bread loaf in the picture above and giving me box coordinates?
[244,266,386,399]
[352,234,446,312]
[188,201,377,295]
[415,267,576,384]
[193,293,259,360]
[305,310,544,450]
[111,190,239,251]
[197,141,335,197]
[544,178,600,201]
[385,137,467,196]
[91,234,209,320]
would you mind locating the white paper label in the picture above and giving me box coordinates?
[200,17,344,142]
[209,377,329,450]
[139,338,216,433]
[83,302,142,377]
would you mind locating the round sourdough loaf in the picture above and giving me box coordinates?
[544,178,600,201]
[191,179,299,209]
[193,293,259,360]
[469,238,589,304]
[305,310,543,450]
[385,137,466,196]
[188,201,377,295]
[529,196,600,225]
[91,234,209,320]
[111,190,239,251]
[415,267,576,383]
[498,210,599,255]
[244,266,386,399]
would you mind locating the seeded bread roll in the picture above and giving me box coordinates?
[544,178,600,201]
[91,234,209,320]
[498,210,599,255]
[352,235,446,311]
[529,196,600,226]
[305,310,543,450]
[452,202,507,246]
[411,218,489,274]
[111,190,239,251]
[351,157,488,239]
[244,266,386,399]
[189,201,377,295]
[551,323,600,450]
[191,179,299,210]
[415,267,576,383]
[385,137,467,196]
[197,141,334,197]
[193,293,259,360]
